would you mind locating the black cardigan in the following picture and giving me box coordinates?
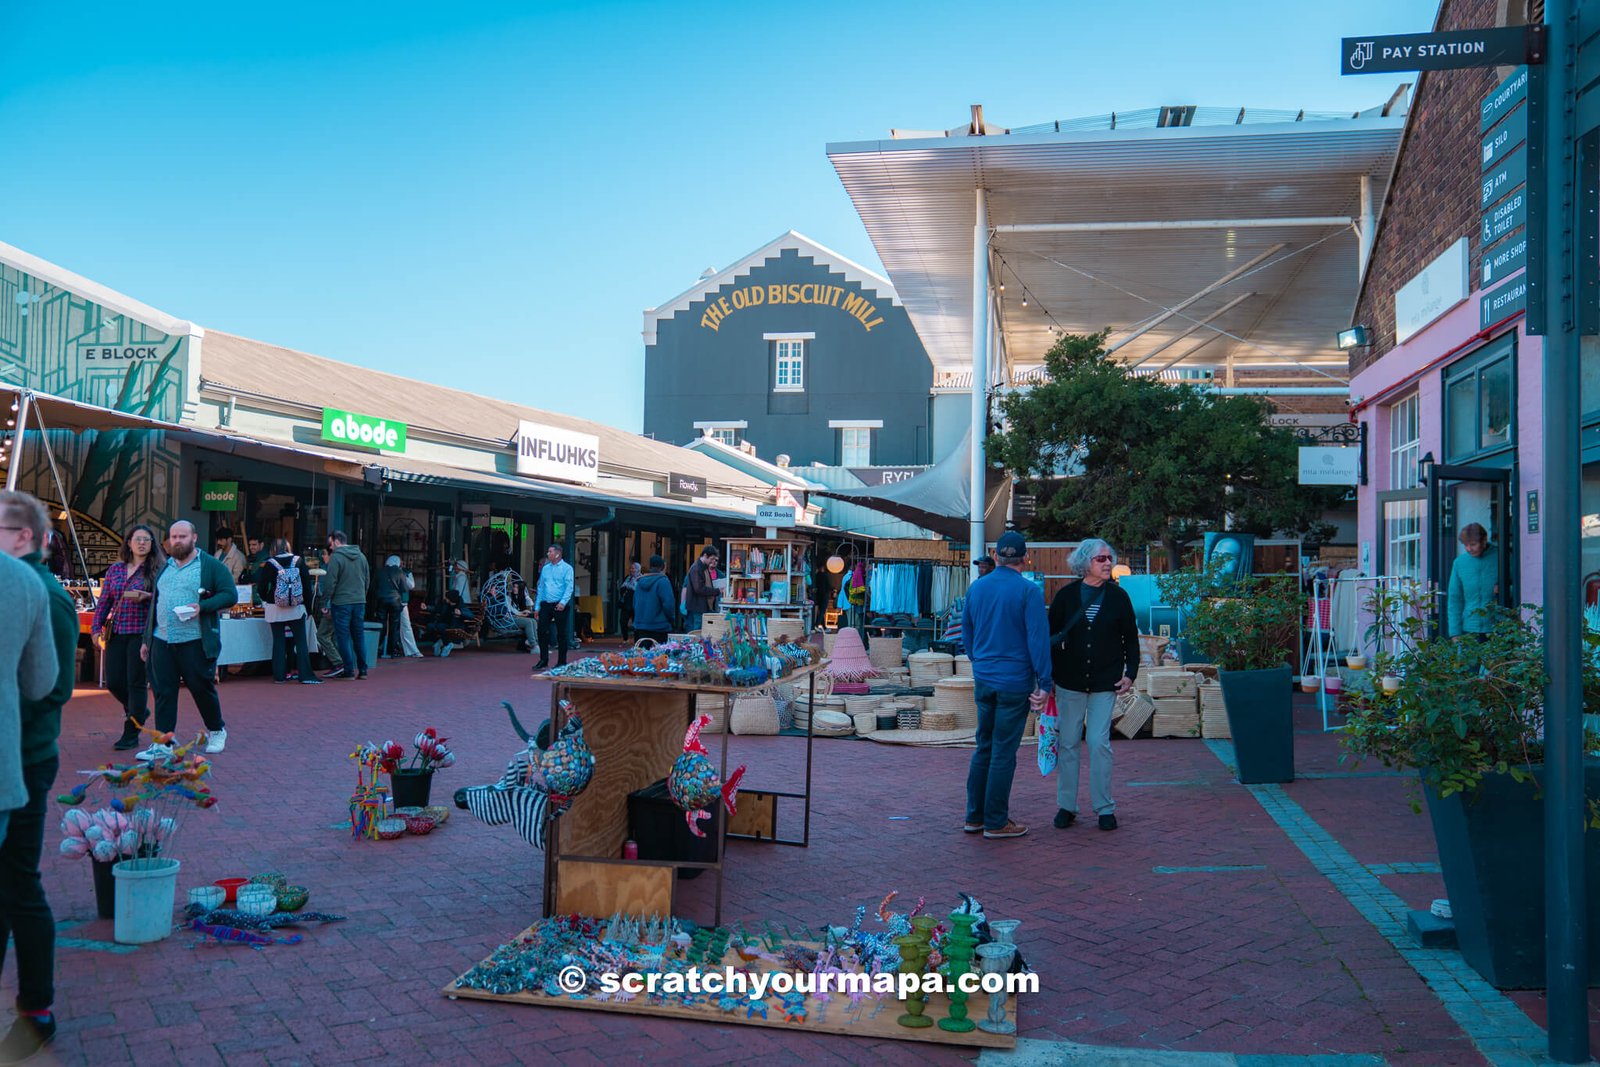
[1048,580,1141,693]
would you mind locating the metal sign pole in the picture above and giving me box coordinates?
[1537,3,1588,1061]
[4,390,31,491]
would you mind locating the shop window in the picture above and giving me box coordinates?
[1388,392,1420,490]
[1379,493,1427,583]
[840,426,871,466]
[710,427,741,446]
[774,340,805,392]
[1443,339,1516,463]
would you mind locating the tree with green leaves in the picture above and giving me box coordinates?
[989,331,1338,567]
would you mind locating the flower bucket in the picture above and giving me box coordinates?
[91,858,116,920]
[112,857,181,944]
[390,769,434,809]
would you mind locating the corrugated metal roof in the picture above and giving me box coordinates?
[826,109,1406,376]
[198,330,772,495]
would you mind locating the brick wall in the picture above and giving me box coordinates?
[1351,0,1507,374]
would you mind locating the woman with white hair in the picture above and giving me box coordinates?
[1047,538,1140,832]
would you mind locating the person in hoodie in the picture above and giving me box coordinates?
[629,556,678,644]
[320,531,370,680]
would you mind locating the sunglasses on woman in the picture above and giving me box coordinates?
[1092,554,1113,563]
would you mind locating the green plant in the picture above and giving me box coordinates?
[1339,584,1600,824]
[1156,559,1303,671]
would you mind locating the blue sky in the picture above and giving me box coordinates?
[1,0,1437,431]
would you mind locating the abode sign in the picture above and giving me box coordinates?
[515,420,600,485]
[321,407,407,452]
[200,481,238,511]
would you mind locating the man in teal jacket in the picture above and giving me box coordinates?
[0,490,75,1061]
[141,520,238,758]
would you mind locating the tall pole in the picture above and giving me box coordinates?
[1357,175,1375,282]
[4,390,31,492]
[970,188,990,558]
[1541,1,1588,1061]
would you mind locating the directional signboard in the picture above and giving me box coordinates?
[1482,187,1529,245]
[1481,232,1529,287]
[1480,272,1529,330]
[1482,107,1528,170]
[1480,145,1528,209]
[1341,25,1543,75]
[1481,65,1529,131]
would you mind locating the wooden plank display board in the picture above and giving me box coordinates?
[545,665,823,927]
[445,925,1018,1049]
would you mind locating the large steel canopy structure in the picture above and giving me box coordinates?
[826,100,1408,549]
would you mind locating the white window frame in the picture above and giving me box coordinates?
[1388,393,1420,490]
[768,334,810,393]
[693,420,747,447]
[839,426,872,466]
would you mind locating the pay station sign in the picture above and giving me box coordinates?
[1341,25,1543,75]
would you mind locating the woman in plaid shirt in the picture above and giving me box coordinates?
[91,524,165,750]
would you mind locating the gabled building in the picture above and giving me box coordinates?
[642,231,935,468]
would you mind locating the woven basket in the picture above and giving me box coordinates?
[933,676,978,729]
[844,694,883,719]
[891,702,922,730]
[952,654,972,677]
[770,619,805,644]
[852,710,879,734]
[868,635,904,671]
[908,650,956,687]
[813,710,855,735]
[919,708,959,731]
[695,693,729,734]
[730,689,780,736]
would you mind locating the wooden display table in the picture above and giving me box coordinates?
[544,663,821,926]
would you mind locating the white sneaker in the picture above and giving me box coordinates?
[134,743,172,762]
[204,729,228,754]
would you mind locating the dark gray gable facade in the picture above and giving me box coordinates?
[644,243,934,467]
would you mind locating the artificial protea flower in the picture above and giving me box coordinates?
[59,837,88,858]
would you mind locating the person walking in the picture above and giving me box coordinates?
[140,520,237,757]
[619,562,642,640]
[394,569,424,659]
[1048,539,1140,833]
[960,531,1051,840]
[91,524,165,749]
[0,491,78,1061]
[630,556,677,645]
[376,555,409,659]
[320,531,370,680]
[256,539,322,686]
[1447,522,1501,638]
[533,544,574,671]
[685,546,721,633]
[0,543,60,822]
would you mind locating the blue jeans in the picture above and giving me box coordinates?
[966,683,1033,831]
[686,611,703,633]
[331,603,368,675]
[0,757,59,1011]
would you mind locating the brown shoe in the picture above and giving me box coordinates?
[961,822,983,834]
[983,821,1028,839]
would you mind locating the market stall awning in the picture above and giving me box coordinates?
[808,429,1007,543]
[826,102,1408,379]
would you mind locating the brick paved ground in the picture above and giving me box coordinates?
[6,648,1595,1065]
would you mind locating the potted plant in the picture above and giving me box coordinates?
[1342,586,1600,989]
[1158,560,1303,783]
[386,728,456,808]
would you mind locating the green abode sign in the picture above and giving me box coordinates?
[321,407,407,452]
[200,481,238,511]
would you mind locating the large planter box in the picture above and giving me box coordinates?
[1216,666,1293,784]
[1425,762,1600,989]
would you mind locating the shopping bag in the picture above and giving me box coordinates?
[1037,693,1059,776]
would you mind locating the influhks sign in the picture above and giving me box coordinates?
[515,420,600,485]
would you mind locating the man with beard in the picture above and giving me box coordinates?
[139,520,237,759]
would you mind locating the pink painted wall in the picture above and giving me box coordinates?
[1350,295,1543,602]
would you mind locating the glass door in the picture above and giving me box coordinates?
[1429,463,1513,627]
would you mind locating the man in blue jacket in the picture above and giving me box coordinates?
[961,531,1051,839]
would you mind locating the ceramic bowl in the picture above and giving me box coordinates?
[188,885,226,910]
[249,872,288,892]
[214,877,249,904]
[237,895,277,917]
[421,805,451,826]
[376,817,406,840]
[236,885,275,906]
[393,806,425,818]
[275,885,309,912]
[404,815,436,836]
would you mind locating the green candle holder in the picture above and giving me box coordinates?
[938,911,979,1033]
[894,934,933,1028]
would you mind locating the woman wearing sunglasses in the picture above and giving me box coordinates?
[1047,539,1140,831]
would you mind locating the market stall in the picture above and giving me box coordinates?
[543,662,821,927]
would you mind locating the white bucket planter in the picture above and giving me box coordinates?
[112,857,181,944]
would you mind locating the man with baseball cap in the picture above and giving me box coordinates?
[973,555,995,578]
[960,530,1051,839]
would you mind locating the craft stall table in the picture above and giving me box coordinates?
[544,663,822,927]
[217,616,274,667]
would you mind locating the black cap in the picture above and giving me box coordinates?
[995,531,1027,560]
[973,555,994,567]
[214,527,233,539]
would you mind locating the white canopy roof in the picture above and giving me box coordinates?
[826,102,1408,381]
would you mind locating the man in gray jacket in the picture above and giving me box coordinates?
[320,531,371,680]
[0,550,58,823]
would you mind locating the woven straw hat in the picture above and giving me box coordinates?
[823,627,880,683]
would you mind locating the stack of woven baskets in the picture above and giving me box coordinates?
[868,634,904,672]
[908,650,956,687]
[932,676,977,729]
[952,654,972,677]
[792,692,845,733]
[845,693,883,735]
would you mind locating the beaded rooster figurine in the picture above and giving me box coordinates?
[668,714,745,837]
[538,701,595,815]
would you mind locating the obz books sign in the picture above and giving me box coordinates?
[516,420,600,485]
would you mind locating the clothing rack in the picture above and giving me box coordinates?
[1304,573,1426,732]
